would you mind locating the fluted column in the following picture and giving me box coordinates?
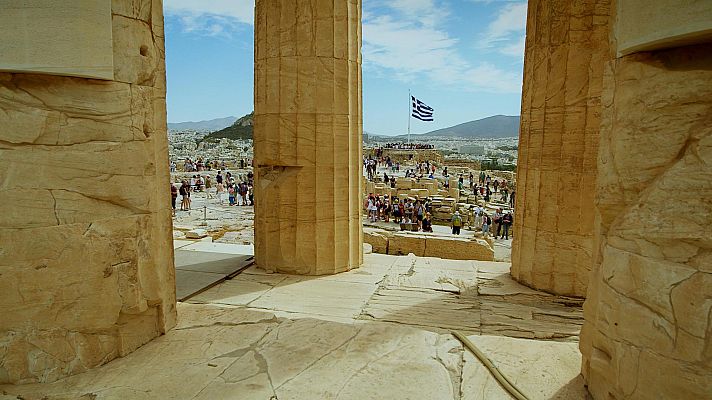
[253,0,363,275]
[511,0,611,297]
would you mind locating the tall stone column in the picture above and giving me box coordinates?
[253,0,363,275]
[511,0,611,297]
[581,1,712,398]
[0,0,175,384]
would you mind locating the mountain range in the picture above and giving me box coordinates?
[390,115,520,139]
[168,116,238,132]
[175,113,520,140]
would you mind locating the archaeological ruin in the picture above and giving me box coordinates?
[0,0,710,399]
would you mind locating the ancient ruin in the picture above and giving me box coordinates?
[511,0,609,298]
[253,0,364,275]
[0,0,176,384]
[0,0,710,398]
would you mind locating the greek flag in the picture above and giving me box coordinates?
[411,96,434,122]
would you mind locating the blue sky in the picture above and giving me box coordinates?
[164,0,527,136]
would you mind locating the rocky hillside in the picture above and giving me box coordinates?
[201,112,253,142]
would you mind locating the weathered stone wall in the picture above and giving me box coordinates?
[0,0,176,384]
[253,0,363,275]
[511,0,611,297]
[580,42,712,400]
[363,228,494,261]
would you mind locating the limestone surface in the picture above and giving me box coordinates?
[253,0,364,275]
[364,227,494,261]
[0,1,114,80]
[0,0,175,384]
[580,43,712,400]
[511,0,612,297]
[0,254,587,400]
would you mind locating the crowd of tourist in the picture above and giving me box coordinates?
[381,143,435,150]
[365,192,515,240]
[364,158,516,239]
[172,158,252,173]
[170,166,255,215]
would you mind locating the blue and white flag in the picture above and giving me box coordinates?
[411,96,434,122]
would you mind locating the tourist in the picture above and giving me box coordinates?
[415,200,425,229]
[467,206,476,230]
[398,200,405,223]
[170,183,178,216]
[502,212,513,240]
[238,182,248,206]
[493,208,503,239]
[248,184,254,206]
[482,213,491,236]
[216,170,223,185]
[404,199,414,223]
[509,190,516,209]
[216,181,225,204]
[382,197,391,222]
[179,180,190,211]
[475,205,484,229]
[451,211,463,235]
[392,200,401,223]
[422,213,433,232]
[368,196,378,222]
[228,182,236,206]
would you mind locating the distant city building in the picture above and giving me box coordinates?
[459,145,485,156]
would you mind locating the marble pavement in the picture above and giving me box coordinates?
[1,248,588,400]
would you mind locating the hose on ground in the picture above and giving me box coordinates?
[451,330,531,400]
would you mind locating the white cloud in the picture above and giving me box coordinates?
[386,0,449,27]
[164,0,254,36]
[479,2,527,57]
[362,5,522,93]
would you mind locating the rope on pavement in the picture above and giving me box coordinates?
[451,330,530,400]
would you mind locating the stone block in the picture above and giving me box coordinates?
[186,229,209,239]
[424,236,494,262]
[388,233,426,257]
[0,1,114,80]
[363,228,389,254]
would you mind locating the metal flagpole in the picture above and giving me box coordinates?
[408,89,411,145]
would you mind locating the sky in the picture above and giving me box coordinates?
[164,0,527,136]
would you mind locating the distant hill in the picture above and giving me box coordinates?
[168,116,238,132]
[394,115,520,139]
[201,112,254,142]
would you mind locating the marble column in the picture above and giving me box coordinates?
[580,1,712,398]
[253,0,363,275]
[511,0,611,297]
[0,0,175,384]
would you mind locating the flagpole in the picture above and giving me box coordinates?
[407,89,411,146]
